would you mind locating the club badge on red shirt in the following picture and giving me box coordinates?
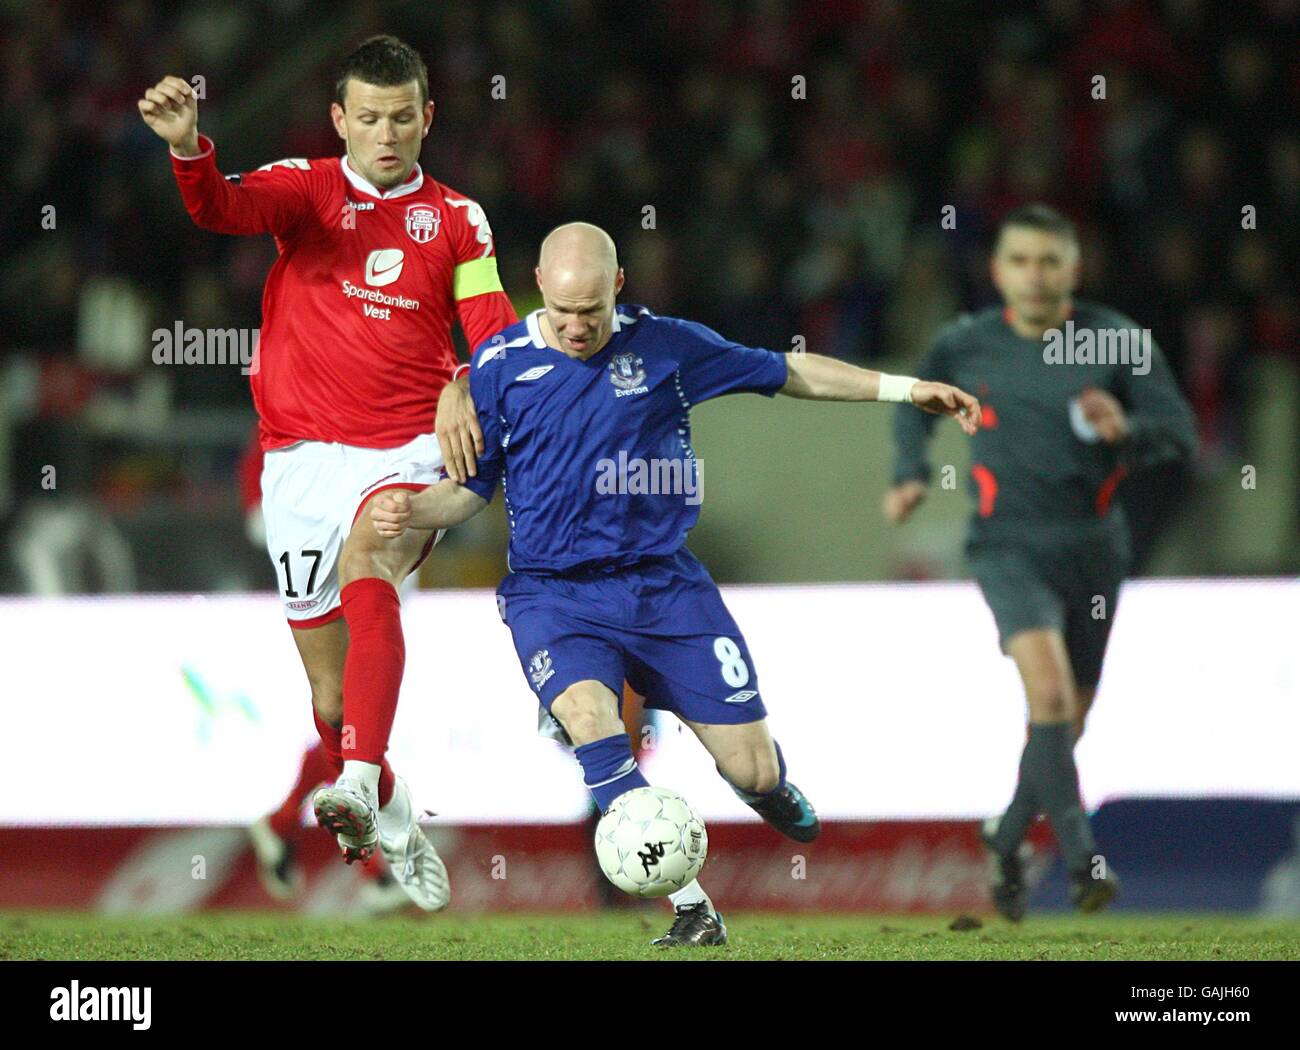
[405,203,440,243]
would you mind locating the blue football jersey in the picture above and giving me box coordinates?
[464,305,788,574]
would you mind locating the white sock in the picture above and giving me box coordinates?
[377,778,411,832]
[668,880,714,915]
[341,760,381,798]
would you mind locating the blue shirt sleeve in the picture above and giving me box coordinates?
[462,342,506,502]
[665,317,789,404]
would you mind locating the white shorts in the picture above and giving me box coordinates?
[260,433,445,626]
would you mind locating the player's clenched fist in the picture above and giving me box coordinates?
[371,489,414,539]
[909,381,982,436]
[138,76,200,155]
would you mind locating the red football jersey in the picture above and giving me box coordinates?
[170,134,518,450]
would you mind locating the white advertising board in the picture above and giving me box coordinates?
[3,579,1296,824]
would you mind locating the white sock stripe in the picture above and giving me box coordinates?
[585,758,639,790]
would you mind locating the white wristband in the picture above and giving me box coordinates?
[877,373,919,403]
[451,363,471,382]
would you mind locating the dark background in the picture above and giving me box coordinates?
[1,0,1296,592]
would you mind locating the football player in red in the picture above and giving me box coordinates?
[140,36,518,910]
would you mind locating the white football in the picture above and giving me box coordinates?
[594,786,708,898]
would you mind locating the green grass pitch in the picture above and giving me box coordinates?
[4,911,1299,961]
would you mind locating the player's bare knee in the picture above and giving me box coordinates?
[1027,682,1072,723]
[337,541,388,588]
[340,524,424,588]
[555,708,613,744]
[750,748,781,794]
[311,690,343,726]
[1073,690,1095,740]
[552,683,621,745]
[717,745,778,795]
[728,763,778,796]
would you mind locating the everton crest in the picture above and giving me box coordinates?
[608,352,647,394]
[405,203,441,243]
[529,649,555,689]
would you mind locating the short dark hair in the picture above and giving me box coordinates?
[334,35,429,109]
[995,204,1079,250]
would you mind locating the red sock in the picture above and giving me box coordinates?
[268,742,336,839]
[313,707,396,806]
[312,711,345,776]
[340,576,405,770]
[377,762,395,808]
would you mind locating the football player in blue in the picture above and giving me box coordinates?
[372,223,981,946]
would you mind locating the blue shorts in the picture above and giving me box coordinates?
[497,549,768,730]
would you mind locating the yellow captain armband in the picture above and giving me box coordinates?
[453,256,504,301]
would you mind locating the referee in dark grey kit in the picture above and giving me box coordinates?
[884,204,1196,920]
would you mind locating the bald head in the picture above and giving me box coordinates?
[534,222,625,359]
[538,222,619,284]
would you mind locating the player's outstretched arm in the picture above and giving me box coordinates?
[780,353,981,435]
[371,484,487,539]
[141,74,312,237]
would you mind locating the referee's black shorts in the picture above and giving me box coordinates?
[967,526,1131,688]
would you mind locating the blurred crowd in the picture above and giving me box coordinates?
[1,0,1296,589]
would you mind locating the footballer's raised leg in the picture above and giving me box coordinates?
[315,491,450,909]
[685,717,820,843]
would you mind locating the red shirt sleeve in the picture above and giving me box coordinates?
[443,191,518,351]
[458,291,519,353]
[170,134,320,238]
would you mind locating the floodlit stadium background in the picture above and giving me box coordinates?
[1,1,1296,915]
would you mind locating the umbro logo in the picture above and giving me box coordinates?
[515,365,555,382]
[724,689,758,704]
